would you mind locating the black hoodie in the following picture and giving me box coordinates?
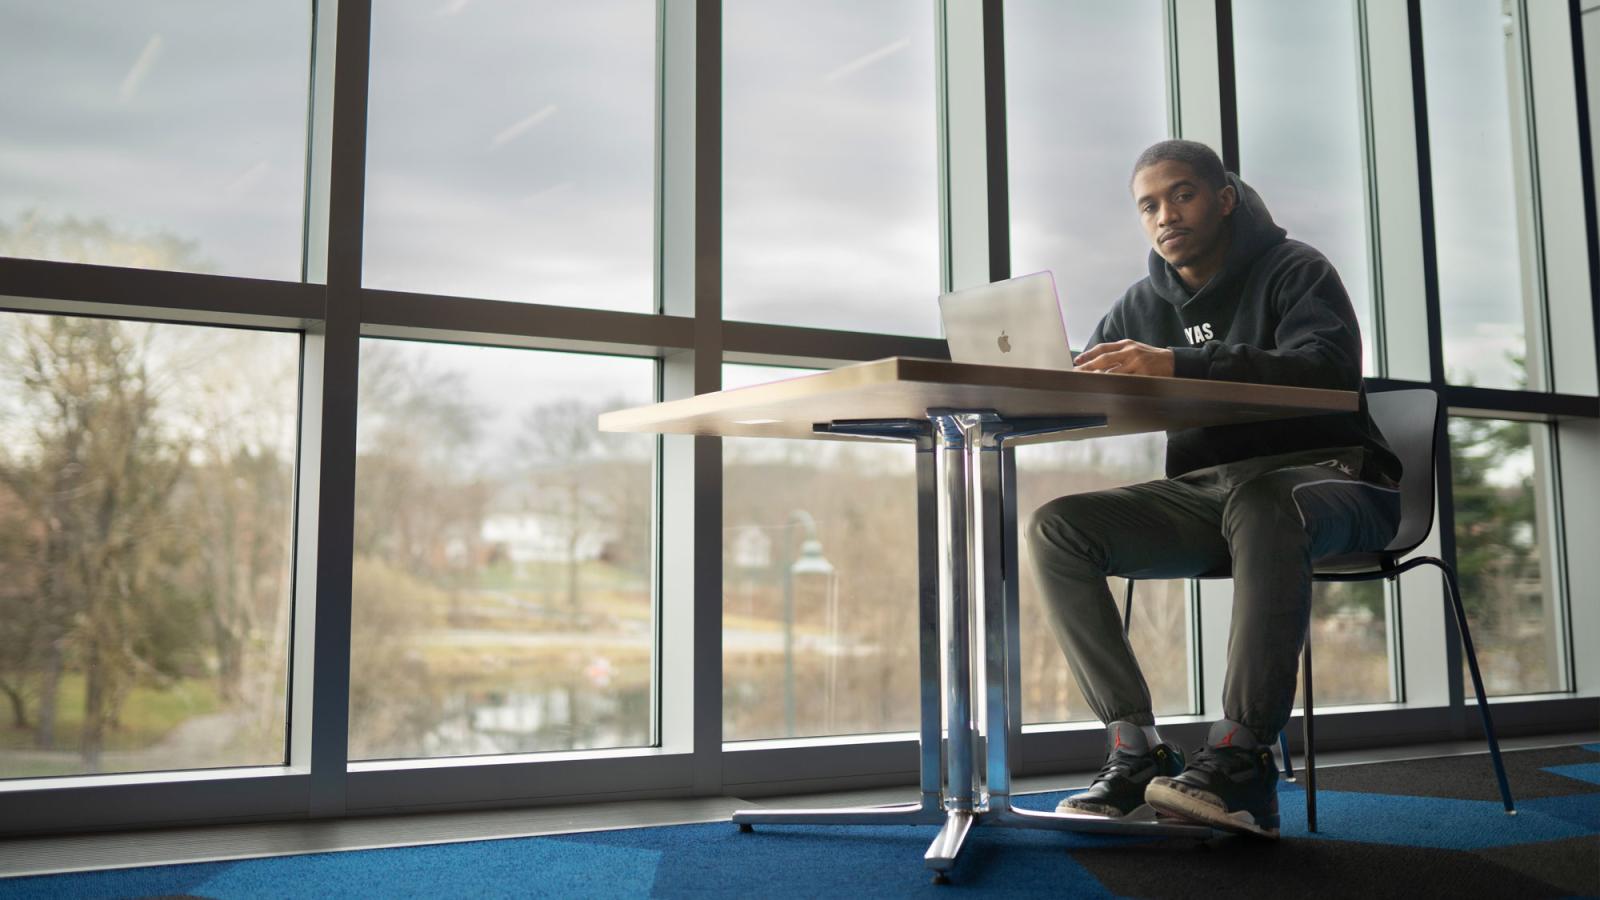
[1087,174,1401,483]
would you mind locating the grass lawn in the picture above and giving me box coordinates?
[0,672,222,755]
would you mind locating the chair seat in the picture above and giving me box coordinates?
[1182,549,1398,581]
[1313,551,1392,575]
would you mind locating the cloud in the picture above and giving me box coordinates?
[118,33,164,102]
[223,160,271,196]
[824,36,911,83]
[490,104,560,151]
[521,180,574,204]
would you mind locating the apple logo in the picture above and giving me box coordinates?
[997,331,1012,353]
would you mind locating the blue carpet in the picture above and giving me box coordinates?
[1544,763,1600,788]
[3,747,1597,899]
[1270,785,1592,850]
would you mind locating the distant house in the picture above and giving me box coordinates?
[476,477,614,560]
[481,509,612,565]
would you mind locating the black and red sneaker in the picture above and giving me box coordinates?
[1056,721,1186,820]
[1145,719,1280,838]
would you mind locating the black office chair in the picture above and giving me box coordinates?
[1122,388,1515,832]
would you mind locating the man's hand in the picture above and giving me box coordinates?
[1073,339,1176,376]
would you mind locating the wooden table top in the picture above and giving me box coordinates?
[598,357,1357,445]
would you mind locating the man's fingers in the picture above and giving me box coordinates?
[1073,340,1131,365]
[1072,344,1105,365]
[1078,347,1132,371]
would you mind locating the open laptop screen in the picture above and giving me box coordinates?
[938,271,1076,370]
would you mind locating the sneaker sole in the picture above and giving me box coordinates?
[1144,782,1280,839]
[1053,800,1159,821]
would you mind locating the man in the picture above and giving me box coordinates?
[1026,140,1402,838]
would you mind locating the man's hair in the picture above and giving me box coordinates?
[1130,139,1228,191]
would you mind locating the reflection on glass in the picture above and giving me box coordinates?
[1234,0,1376,375]
[1423,0,1538,389]
[364,1,656,310]
[1005,0,1169,348]
[723,1,940,335]
[1449,417,1563,696]
[0,1,311,278]
[0,313,298,778]
[1016,435,1194,722]
[350,342,655,760]
[722,365,920,741]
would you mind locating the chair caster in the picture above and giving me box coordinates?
[932,872,951,885]
[1505,810,1517,817]
[738,823,753,832]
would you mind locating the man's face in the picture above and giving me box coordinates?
[1131,160,1236,269]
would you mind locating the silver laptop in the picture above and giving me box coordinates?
[938,271,1075,370]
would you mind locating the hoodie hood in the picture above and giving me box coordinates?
[1148,173,1287,308]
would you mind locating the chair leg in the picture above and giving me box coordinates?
[1121,579,1134,637]
[1277,731,1295,781]
[1431,558,1517,814]
[1302,626,1316,833]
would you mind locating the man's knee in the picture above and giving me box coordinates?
[1026,493,1113,572]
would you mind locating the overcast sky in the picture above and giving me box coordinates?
[0,1,309,279]
[0,0,1559,392]
[1234,0,1375,372]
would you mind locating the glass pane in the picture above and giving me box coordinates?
[1423,0,1539,390]
[1234,0,1377,375]
[1589,12,1600,207]
[1016,435,1195,724]
[722,365,918,741]
[350,342,655,760]
[1449,417,1564,696]
[1300,581,1394,707]
[723,1,940,335]
[0,314,298,778]
[1005,0,1169,349]
[0,2,311,278]
[363,1,656,310]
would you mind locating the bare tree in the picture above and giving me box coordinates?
[0,318,187,767]
[515,396,645,623]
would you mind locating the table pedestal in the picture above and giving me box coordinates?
[730,410,1213,880]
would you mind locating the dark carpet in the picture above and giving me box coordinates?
[2,744,1596,899]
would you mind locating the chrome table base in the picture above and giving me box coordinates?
[731,411,1215,880]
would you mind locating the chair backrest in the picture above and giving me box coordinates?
[1366,388,1440,555]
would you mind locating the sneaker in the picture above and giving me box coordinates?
[1145,719,1280,838]
[1056,721,1185,819]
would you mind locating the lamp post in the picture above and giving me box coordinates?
[779,510,834,737]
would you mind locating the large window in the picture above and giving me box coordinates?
[1449,416,1566,696]
[0,1,1595,839]
[1422,0,1543,390]
[1004,0,1170,348]
[349,342,655,760]
[363,0,656,309]
[0,1,312,278]
[0,313,299,778]
[721,365,919,741]
[722,0,940,335]
[1234,0,1378,375]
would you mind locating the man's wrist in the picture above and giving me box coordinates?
[1169,346,1208,379]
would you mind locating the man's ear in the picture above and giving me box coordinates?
[1218,183,1238,217]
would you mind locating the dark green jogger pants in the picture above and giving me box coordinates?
[1024,446,1402,743]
